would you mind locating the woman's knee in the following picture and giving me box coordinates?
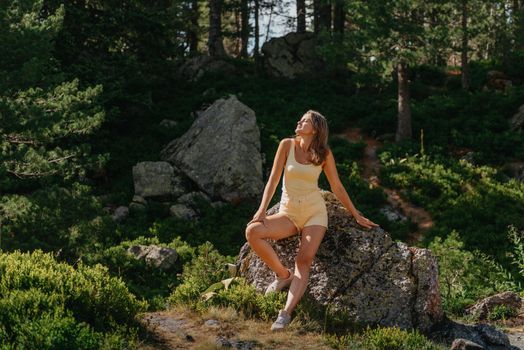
[245,223,262,242]
[296,252,315,268]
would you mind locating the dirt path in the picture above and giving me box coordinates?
[333,128,434,245]
[137,305,333,349]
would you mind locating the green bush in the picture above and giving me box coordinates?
[429,230,519,315]
[168,241,236,309]
[486,304,519,321]
[0,250,147,348]
[324,326,445,350]
[379,151,524,267]
[85,235,195,307]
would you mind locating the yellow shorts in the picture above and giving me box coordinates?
[279,190,328,234]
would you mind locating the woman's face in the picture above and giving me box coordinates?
[295,113,316,136]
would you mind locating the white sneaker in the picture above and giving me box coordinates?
[264,268,294,295]
[271,309,292,331]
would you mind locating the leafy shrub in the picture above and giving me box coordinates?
[324,326,445,350]
[379,151,524,267]
[0,250,147,348]
[486,304,519,321]
[85,235,195,307]
[168,241,236,309]
[429,230,520,315]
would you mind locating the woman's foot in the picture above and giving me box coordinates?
[265,268,294,295]
[271,309,292,331]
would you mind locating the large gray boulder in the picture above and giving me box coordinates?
[238,190,444,333]
[509,104,524,132]
[261,31,325,79]
[160,95,264,204]
[132,161,186,198]
[127,245,178,270]
[177,55,237,82]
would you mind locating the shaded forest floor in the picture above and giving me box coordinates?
[135,304,524,350]
[333,127,434,245]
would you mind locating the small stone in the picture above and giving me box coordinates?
[204,319,220,328]
[450,338,484,350]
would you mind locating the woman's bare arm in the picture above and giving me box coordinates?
[322,149,379,228]
[256,138,290,212]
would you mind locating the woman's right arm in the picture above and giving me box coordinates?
[247,138,289,225]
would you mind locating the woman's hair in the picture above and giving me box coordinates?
[292,109,330,166]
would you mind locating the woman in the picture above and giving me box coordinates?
[244,110,379,331]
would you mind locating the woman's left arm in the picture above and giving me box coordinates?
[322,149,379,229]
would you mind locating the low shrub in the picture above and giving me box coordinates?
[0,250,147,348]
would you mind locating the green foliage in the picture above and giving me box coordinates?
[0,250,146,348]
[0,183,116,256]
[324,326,445,350]
[486,304,519,321]
[429,230,519,315]
[379,151,524,266]
[85,235,195,308]
[203,278,287,321]
[0,0,109,192]
[168,241,235,309]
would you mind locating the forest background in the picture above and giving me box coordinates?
[1,0,524,348]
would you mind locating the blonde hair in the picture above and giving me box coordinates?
[292,109,330,166]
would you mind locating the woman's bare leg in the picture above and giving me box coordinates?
[283,225,326,314]
[245,212,298,279]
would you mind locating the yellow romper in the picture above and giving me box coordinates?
[279,139,328,234]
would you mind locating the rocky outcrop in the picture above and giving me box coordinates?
[430,318,517,350]
[510,104,524,132]
[127,245,178,270]
[132,161,186,199]
[261,31,325,79]
[465,291,522,320]
[160,95,264,204]
[238,190,443,333]
[177,55,237,82]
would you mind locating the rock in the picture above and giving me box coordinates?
[238,190,443,333]
[169,204,198,220]
[430,317,513,349]
[509,105,524,132]
[261,31,325,79]
[159,119,179,128]
[160,95,264,204]
[204,319,220,328]
[132,195,147,205]
[460,152,476,165]
[501,162,524,182]
[177,55,237,82]
[129,202,146,212]
[127,245,178,270]
[177,191,211,210]
[111,206,129,223]
[379,204,407,222]
[132,161,186,199]
[450,338,484,350]
[215,336,258,350]
[211,201,228,209]
[486,70,513,92]
[465,291,522,320]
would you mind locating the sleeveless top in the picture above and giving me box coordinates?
[281,139,323,197]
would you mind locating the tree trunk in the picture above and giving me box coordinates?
[313,0,320,33]
[333,0,345,36]
[297,0,306,33]
[208,0,226,57]
[254,0,261,68]
[318,0,332,33]
[461,0,470,91]
[396,61,412,142]
[188,0,199,54]
[240,0,249,58]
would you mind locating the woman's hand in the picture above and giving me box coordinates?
[354,214,379,229]
[246,209,268,228]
